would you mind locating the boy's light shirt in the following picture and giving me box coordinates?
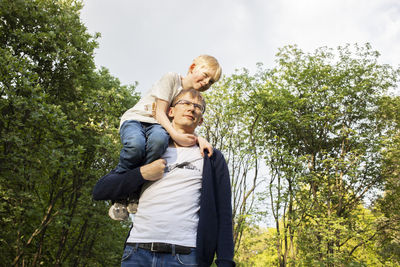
[120,72,182,127]
[127,146,204,247]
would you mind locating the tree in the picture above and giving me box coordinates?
[374,95,400,265]
[200,70,264,253]
[249,44,399,266]
[0,1,139,266]
[200,44,399,266]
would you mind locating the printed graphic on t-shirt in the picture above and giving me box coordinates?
[165,158,202,173]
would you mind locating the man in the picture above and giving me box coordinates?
[92,89,235,267]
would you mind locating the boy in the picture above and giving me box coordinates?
[109,55,222,220]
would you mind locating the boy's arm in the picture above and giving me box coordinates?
[196,136,213,158]
[92,159,166,201]
[155,98,197,147]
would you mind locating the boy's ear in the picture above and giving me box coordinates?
[189,63,196,73]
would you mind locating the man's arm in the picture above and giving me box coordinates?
[92,159,166,201]
[213,150,236,266]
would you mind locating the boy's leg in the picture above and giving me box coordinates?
[144,123,169,165]
[116,120,146,173]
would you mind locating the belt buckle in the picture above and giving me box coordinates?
[151,242,156,252]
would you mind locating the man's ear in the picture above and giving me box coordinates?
[168,106,174,118]
[198,117,203,126]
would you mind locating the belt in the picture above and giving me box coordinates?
[126,242,192,255]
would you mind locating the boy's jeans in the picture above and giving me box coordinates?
[116,120,169,173]
[121,244,198,266]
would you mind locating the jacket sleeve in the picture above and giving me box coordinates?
[92,168,146,201]
[213,150,236,266]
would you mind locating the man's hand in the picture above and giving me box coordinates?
[197,136,213,157]
[172,132,197,147]
[140,159,166,181]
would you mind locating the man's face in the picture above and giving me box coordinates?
[169,94,204,132]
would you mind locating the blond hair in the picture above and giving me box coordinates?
[192,55,222,83]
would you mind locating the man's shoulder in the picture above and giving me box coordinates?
[212,148,222,156]
[210,148,225,162]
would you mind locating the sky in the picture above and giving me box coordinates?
[80,0,400,95]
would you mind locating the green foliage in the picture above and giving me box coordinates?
[247,44,399,266]
[2,2,400,266]
[373,96,400,265]
[0,0,139,266]
[201,71,265,253]
[235,226,278,266]
[203,44,399,266]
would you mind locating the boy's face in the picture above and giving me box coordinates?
[188,64,217,92]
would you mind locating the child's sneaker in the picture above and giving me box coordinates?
[108,202,129,221]
[127,199,138,214]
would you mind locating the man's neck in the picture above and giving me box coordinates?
[169,139,195,148]
[169,128,196,148]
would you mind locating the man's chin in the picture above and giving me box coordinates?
[178,123,198,132]
[182,121,197,128]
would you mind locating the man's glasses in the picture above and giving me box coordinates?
[173,99,205,113]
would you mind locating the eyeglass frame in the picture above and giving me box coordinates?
[172,99,205,114]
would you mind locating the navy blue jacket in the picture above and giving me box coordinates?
[92,149,235,267]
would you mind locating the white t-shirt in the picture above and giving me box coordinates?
[120,72,182,126]
[127,146,204,247]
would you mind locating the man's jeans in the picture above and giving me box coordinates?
[116,120,169,173]
[121,244,198,266]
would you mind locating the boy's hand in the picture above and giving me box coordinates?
[172,132,197,147]
[140,159,166,181]
[151,102,156,118]
[197,136,213,157]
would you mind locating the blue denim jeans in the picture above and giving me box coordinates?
[116,120,169,173]
[121,244,198,267]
